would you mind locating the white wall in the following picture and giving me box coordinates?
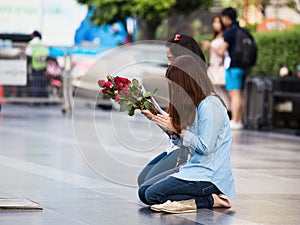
[0,0,88,46]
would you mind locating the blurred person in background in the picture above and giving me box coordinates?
[220,7,245,130]
[201,15,231,116]
[26,31,49,98]
[201,8,246,130]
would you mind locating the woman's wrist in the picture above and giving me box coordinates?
[166,130,180,140]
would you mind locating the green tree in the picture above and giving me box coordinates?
[76,0,213,40]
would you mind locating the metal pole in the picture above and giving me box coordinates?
[67,47,74,111]
[61,47,73,114]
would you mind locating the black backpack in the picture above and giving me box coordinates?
[231,28,257,69]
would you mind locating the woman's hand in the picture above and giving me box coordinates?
[141,110,154,121]
[201,40,211,52]
[180,129,186,138]
[152,114,177,133]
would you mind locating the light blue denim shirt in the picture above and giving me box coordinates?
[171,95,236,197]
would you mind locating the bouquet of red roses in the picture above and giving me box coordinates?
[98,75,159,116]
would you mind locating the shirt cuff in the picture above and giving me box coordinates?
[183,130,197,149]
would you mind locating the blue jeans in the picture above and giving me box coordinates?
[31,69,48,98]
[137,148,187,186]
[138,176,221,209]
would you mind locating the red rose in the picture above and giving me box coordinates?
[114,94,120,101]
[121,78,130,85]
[118,84,124,91]
[102,89,108,94]
[104,81,113,88]
[114,76,121,86]
[98,79,106,87]
[120,86,129,96]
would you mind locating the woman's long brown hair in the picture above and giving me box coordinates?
[212,15,225,40]
[166,55,214,133]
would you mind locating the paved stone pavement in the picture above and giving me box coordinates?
[0,104,299,225]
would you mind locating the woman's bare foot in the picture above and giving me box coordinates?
[212,194,231,208]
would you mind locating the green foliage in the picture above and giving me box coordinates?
[172,0,213,13]
[132,0,176,21]
[77,0,131,27]
[244,24,257,33]
[118,79,158,116]
[286,0,296,9]
[76,0,213,39]
[76,0,175,27]
[77,0,213,24]
[251,27,300,76]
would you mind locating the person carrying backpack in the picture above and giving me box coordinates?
[204,8,257,130]
[26,31,49,98]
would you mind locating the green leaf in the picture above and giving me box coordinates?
[153,88,159,96]
[108,93,115,99]
[143,92,151,98]
[128,107,135,116]
[143,101,151,109]
[119,102,129,112]
[132,79,140,87]
[107,75,113,81]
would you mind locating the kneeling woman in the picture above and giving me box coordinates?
[138,55,235,213]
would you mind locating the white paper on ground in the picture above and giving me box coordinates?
[0,198,43,210]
